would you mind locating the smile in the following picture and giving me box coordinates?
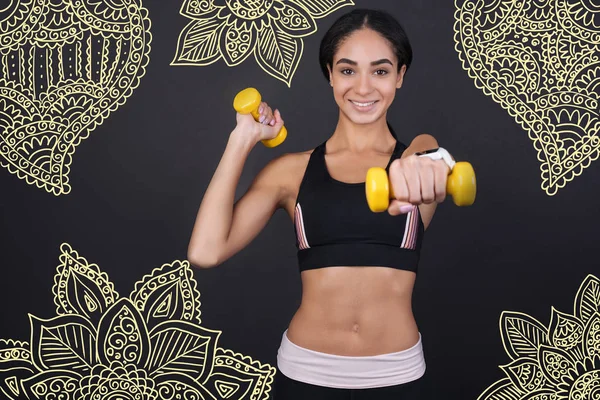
[350,100,377,107]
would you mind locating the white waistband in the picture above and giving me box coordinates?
[276,330,426,389]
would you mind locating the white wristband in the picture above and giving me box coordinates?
[417,147,455,170]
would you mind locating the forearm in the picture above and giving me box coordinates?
[188,130,256,267]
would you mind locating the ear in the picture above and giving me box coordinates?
[396,65,407,89]
[328,64,333,86]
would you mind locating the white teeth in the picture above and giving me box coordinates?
[351,101,375,107]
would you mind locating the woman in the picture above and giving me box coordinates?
[188,8,452,399]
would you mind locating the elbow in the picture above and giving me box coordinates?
[187,246,221,269]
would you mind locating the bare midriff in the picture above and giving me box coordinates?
[285,266,419,356]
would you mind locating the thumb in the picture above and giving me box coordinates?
[388,200,416,216]
[270,109,284,129]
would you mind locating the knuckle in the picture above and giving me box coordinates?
[436,189,446,201]
[437,162,450,174]
[423,193,435,204]
[419,155,432,164]
[396,190,409,203]
[390,184,406,201]
[406,156,419,166]
[408,193,421,204]
[389,159,403,175]
[416,155,430,166]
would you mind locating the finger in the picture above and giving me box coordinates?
[420,162,435,204]
[261,106,273,125]
[258,102,269,123]
[266,107,274,125]
[388,200,416,216]
[434,162,448,203]
[388,159,410,203]
[272,109,284,128]
[404,157,422,205]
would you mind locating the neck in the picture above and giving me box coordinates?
[329,111,396,153]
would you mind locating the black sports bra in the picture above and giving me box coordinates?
[293,140,424,272]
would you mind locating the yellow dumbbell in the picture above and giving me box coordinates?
[233,87,287,148]
[365,160,476,212]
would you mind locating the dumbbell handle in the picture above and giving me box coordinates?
[233,87,287,148]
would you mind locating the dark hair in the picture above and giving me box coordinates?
[318,9,413,81]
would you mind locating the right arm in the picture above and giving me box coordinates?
[187,105,289,268]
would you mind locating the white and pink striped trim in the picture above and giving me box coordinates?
[294,203,310,250]
[400,207,420,250]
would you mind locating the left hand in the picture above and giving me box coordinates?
[387,155,451,216]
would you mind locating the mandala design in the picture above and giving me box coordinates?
[0,0,152,195]
[0,243,276,399]
[479,274,600,399]
[172,0,354,86]
[454,0,600,195]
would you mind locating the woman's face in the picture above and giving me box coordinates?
[329,28,406,126]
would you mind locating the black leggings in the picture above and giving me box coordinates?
[272,370,423,400]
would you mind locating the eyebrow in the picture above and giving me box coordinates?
[335,58,394,66]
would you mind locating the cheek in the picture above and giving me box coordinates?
[333,85,350,103]
[381,85,397,101]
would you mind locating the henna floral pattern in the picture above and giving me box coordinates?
[455,0,600,195]
[0,243,275,399]
[172,0,354,86]
[479,274,600,399]
[0,0,152,195]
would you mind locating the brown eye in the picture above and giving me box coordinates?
[374,69,388,76]
[341,68,354,75]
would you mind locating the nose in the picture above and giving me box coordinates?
[355,73,373,96]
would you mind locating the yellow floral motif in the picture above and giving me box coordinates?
[0,0,152,195]
[172,0,354,86]
[454,0,600,195]
[479,274,600,399]
[0,243,276,399]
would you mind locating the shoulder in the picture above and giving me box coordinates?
[260,148,313,176]
[273,148,313,167]
[252,147,315,189]
[253,147,316,210]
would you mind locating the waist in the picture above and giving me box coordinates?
[277,329,426,389]
[291,265,417,354]
[287,307,418,356]
[297,243,420,272]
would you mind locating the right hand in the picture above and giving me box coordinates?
[233,101,284,144]
[387,154,449,215]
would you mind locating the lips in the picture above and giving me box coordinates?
[349,99,378,112]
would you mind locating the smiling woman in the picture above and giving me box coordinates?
[188,8,454,400]
[327,29,407,129]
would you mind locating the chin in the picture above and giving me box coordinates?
[345,110,386,126]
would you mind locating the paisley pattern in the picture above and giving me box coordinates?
[0,0,152,195]
[455,0,600,195]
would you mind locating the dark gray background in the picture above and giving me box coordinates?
[1,1,597,398]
